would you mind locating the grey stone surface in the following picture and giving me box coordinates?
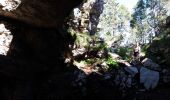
[140,67,159,90]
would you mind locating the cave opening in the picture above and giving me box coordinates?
[0,0,170,100]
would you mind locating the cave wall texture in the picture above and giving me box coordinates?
[0,0,84,99]
[0,0,83,28]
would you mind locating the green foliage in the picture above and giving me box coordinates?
[145,29,170,65]
[115,47,133,61]
[84,59,94,64]
[98,0,130,45]
[91,42,107,51]
[131,0,168,44]
[141,44,149,54]
[85,58,104,64]
[75,33,91,47]
[106,56,119,69]
[67,29,91,48]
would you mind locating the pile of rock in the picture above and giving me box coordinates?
[140,58,160,90]
[115,58,160,91]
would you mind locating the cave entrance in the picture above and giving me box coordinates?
[65,0,138,74]
[65,0,170,69]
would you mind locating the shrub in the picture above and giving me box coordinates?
[106,56,119,69]
[115,47,132,61]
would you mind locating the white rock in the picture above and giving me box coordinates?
[0,24,13,55]
[73,8,81,18]
[0,0,21,11]
[140,67,159,90]
[108,52,121,59]
[72,47,86,56]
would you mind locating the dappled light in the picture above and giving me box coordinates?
[65,0,170,99]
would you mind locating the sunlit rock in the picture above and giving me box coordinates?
[0,24,13,55]
[73,8,81,18]
[73,61,86,69]
[72,47,86,57]
[70,0,104,33]
[108,52,121,60]
[0,0,21,11]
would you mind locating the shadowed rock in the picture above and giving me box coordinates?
[0,0,83,28]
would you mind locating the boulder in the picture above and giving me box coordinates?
[124,66,138,77]
[140,67,159,90]
[142,58,160,71]
[114,68,136,90]
[142,58,153,66]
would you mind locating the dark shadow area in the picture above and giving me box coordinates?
[0,15,133,100]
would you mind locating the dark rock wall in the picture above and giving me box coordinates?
[0,0,83,28]
[0,0,84,99]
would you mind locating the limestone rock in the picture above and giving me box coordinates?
[70,0,104,33]
[140,67,159,90]
[0,24,13,55]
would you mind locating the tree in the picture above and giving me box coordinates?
[97,0,130,47]
[130,0,147,44]
[130,0,168,44]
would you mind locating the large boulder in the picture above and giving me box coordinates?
[0,0,85,99]
[140,67,159,90]
[142,58,161,71]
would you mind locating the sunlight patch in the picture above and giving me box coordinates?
[0,0,21,11]
[0,24,13,55]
